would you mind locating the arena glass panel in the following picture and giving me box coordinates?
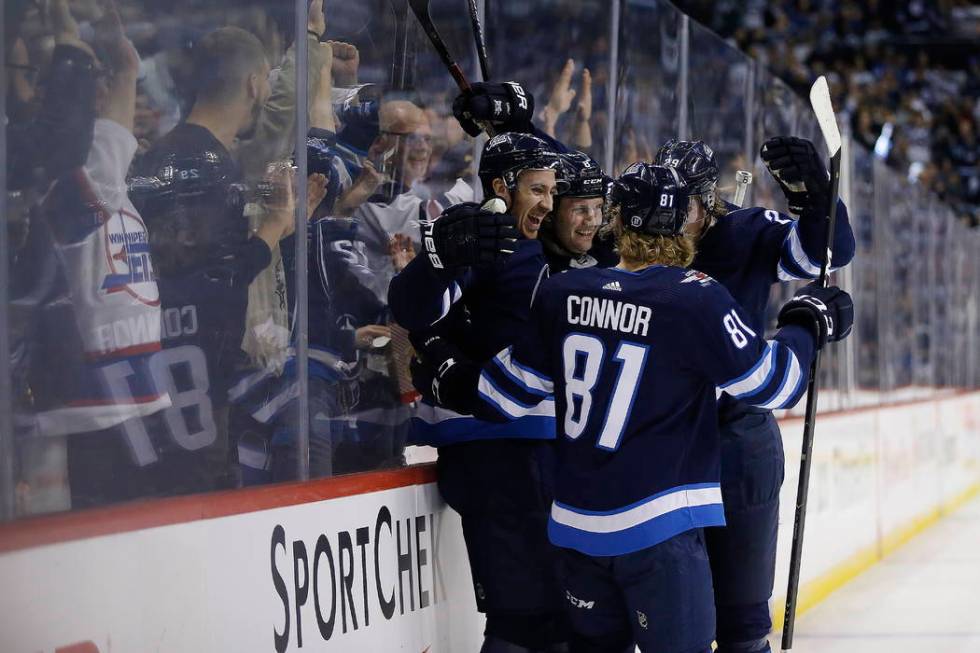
[486,0,613,168]
[850,145,881,402]
[686,20,753,211]
[3,0,305,517]
[613,0,683,175]
[292,0,485,481]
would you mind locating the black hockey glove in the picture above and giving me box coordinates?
[421,201,519,271]
[452,81,535,137]
[777,283,854,349]
[760,137,831,217]
[409,334,480,414]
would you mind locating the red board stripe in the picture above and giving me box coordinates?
[0,464,437,554]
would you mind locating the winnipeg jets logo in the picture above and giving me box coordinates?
[681,270,715,287]
[602,280,622,291]
[101,208,158,306]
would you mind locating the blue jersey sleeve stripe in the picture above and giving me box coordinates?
[719,343,775,397]
[777,260,810,281]
[493,347,554,396]
[759,347,805,409]
[785,223,822,276]
[477,370,537,419]
[778,223,845,282]
[484,361,550,407]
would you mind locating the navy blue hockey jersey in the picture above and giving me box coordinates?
[473,265,815,556]
[388,237,554,445]
[695,200,854,337]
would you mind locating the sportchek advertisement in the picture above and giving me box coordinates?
[0,481,484,652]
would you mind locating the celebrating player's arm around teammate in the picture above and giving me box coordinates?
[411,163,854,653]
[655,137,855,653]
[388,131,577,652]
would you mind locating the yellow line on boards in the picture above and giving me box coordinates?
[771,480,980,632]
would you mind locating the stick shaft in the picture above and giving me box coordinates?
[467,0,491,81]
[409,0,496,136]
[781,149,841,652]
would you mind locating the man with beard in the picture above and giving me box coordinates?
[132,26,296,492]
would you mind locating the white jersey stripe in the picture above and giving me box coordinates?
[720,343,776,398]
[551,485,723,534]
[494,347,554,395]
[759,347,804,409]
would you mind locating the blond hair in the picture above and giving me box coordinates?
[605,205,696,269]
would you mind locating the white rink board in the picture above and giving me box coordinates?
[0,393,977,651]
[773,392,980,603]
[0,482,484,653]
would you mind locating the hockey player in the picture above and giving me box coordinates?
[410,163,854,653]
[388,132,572,652]
[453,83,616,274]
[541,151,617,273]
[655,138,855,653]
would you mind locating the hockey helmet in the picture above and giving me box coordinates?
[558,150,610,199]
[655,138,720,212]
[478,132,568,197]
[609,163,689,237]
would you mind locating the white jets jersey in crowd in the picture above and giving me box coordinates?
[23,118,169,437]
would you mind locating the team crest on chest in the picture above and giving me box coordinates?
[101,208,159,305]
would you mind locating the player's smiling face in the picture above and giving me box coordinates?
[495,169,558,239]
[556,196,603,254]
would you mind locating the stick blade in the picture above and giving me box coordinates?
[809,76,841,157]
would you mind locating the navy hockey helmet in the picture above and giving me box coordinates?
[129,150,246,220]
[609,163,689,237]
[655,138,720,211]
[478,132,568,197]
[558,151,610,199]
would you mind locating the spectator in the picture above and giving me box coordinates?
[132,25,297,491]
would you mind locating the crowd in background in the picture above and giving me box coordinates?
[677,0,980,228]
[3,0,977,516]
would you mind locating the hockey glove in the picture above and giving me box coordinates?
[409,334,480,414]
[777,283,854,349]
[452,81,535,137]
[760,137,830,217]
[421,201,519,270]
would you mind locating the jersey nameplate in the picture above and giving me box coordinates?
[566,295,652,336]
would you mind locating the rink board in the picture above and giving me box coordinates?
[0,467,484,653]
[0,393,977,651]
[772,391,980,628]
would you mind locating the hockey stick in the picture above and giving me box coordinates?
[408,0,495,136]
[467,0,491,81]
[780,75,843,653]
[408,0,472,92]
[733,170,753,207]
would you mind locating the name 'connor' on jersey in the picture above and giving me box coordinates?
[473,265,815,556]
